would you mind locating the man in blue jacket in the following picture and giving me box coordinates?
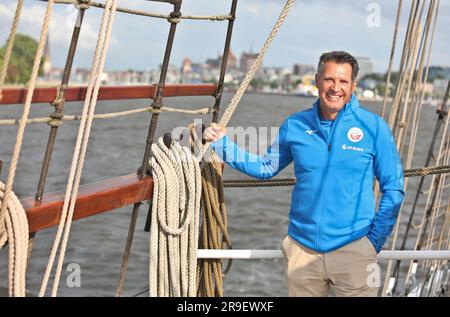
[204,51,404,296]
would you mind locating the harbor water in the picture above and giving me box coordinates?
[0,92,445,296]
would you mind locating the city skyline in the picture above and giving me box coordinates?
[1,1,449,73]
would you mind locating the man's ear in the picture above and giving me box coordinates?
[351,79,358,93]
[315,73,319,88]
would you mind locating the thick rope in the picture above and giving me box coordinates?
[0,105,212,126]
[382,1,441,295]
[191,0,295,167]
[404,114,449,291]
[149,138,201,297]
[196,151,232,297]
[0,0,54,297]
[380,0,402,119]
[0,182,29,297]
[39,0,118,297]
[218,0,294,129]
[43,0,232,21]
[220,165,450,188]
[0,0,24,102]
[183,125,232,297]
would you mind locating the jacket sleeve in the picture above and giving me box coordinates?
[367,119,405,253]
[210,120,293,180]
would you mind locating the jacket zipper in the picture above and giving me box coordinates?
[317,110,345,251]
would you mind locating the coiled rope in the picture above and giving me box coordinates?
[146,0,295,297]
[0,182,28,297]
[149,138,201,297]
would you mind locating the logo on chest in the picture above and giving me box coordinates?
[342,144,364,152]
[347,127,364,142]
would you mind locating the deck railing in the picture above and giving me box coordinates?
[197,249,450,260]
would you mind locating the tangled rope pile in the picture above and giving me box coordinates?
[149,138,201,297]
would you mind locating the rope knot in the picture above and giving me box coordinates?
[75,0,91,10]
[151,101,163,112]
[48,112,64,127]
[168,11,182,24]
[209,15,229,21]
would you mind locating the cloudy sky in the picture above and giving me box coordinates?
[0,0,449,73]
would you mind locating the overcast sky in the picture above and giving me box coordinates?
[0,0,449,73]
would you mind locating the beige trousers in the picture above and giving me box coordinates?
[282,235,379,297]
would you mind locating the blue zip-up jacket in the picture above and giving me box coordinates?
[211,95,404,253]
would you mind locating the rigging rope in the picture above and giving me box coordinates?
[381,0,442,296]
[39,0,118,297]
[195,0,295,165]
[42,0,232,21]
[218,0,294,129]
[0,0,54,297]
[0,105,213,126]
[0,0,24,102]
[220,165,450,188]
[404,109,449,294]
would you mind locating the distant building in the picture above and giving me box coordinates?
[181,57,192,74]
[224,48,238,70]
[205,48,238,71]
[205,57,220,69]
[240,52,259,73]
[74,68,90,83]
[427,66,450,82]
[293,64,315,76]
[355,56,374,79]
[43,35,52,80]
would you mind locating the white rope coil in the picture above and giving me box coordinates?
[0,181,29,297]
[149,138,201,297]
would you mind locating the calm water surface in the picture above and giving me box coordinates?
[0,92,444,296]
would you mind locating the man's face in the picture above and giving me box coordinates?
[315,61,357,119]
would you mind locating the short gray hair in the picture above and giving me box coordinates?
[317,51,359,81]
